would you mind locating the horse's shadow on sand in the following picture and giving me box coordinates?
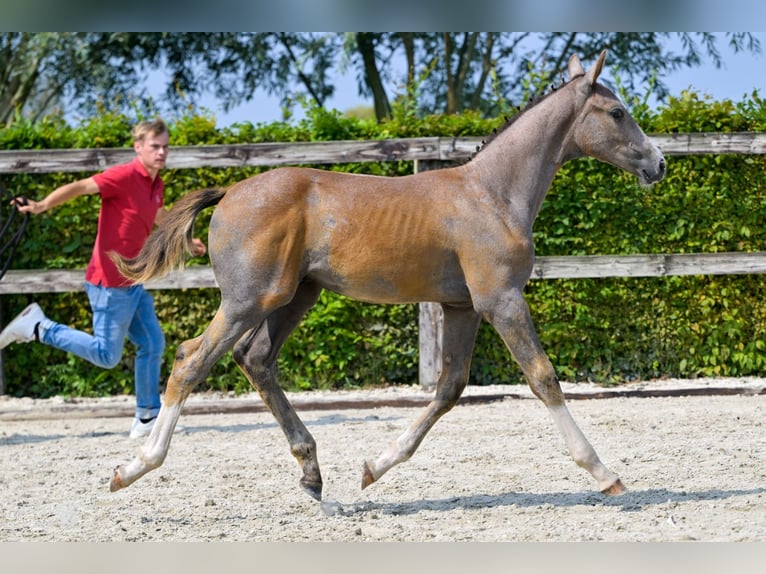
[322,487,766,517]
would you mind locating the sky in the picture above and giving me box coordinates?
[187,32,766,128]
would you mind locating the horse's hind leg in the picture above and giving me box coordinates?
[362,304,481,489]
[110,304,257,492]
[232,281,324,501]
[483,288,625,495]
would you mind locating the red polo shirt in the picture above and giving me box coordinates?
[86,158,164,287]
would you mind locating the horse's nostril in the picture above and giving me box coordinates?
[659,158,666,172]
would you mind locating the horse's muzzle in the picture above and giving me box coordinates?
[642,156,666,185]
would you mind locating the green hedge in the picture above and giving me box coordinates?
[1,90,765,398]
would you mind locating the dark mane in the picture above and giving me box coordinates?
[469,73,584,161]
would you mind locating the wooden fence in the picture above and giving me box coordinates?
[0,132,765,175]
[1,132,765,393]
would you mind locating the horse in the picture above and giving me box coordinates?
[108,50,665,501]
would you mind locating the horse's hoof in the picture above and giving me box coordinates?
[361,461,375,490]
[109,467,125,492]
[300,478,323,501]
[601,478,627,496]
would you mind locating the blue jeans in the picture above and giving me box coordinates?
[39,282,165,420]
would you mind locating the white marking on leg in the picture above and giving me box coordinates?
[114,402,184,489]
[547,403,619,491]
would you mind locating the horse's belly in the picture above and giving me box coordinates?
[345,277,470,305]
[312,257,470,305]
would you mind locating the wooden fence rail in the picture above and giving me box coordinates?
[1,132,765,175]
[1,132,765,393]
[2,251,766,295]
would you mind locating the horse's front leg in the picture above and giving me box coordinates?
[362,304,481,489]
[482,288,625,495]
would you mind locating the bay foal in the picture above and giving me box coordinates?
[109,50,665,501]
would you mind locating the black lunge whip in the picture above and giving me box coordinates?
[0,179,29,281]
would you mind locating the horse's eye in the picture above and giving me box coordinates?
[610,108,624,120]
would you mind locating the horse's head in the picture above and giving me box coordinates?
[569,50,666,186]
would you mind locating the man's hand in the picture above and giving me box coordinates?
[11,196,43,214]
[190,238,207,257]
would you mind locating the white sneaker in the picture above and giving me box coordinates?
[0,303,47,350]
[129,416,186,439]
[129,416,156,438]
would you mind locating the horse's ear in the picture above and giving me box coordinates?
[584,50,607,86]
[567,53,585,79]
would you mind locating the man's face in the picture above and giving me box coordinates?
[134,132,170,176]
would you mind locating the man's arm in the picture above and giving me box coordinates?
[14,177,100,215]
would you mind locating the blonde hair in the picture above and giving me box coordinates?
[131,118,168,143]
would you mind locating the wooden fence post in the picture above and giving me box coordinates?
[418,299,442,391]
[413,159,460,390]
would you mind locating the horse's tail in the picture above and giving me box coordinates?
[111,187,227,284]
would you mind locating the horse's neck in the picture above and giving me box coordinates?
[470,93,579,228]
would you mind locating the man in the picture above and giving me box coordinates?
[0,118,205,438]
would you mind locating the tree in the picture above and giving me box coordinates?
[354,33,392,120]
[0,32,340,126]
[0,32,760,126]
[1,33,92,125]
[346,32,762,121]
